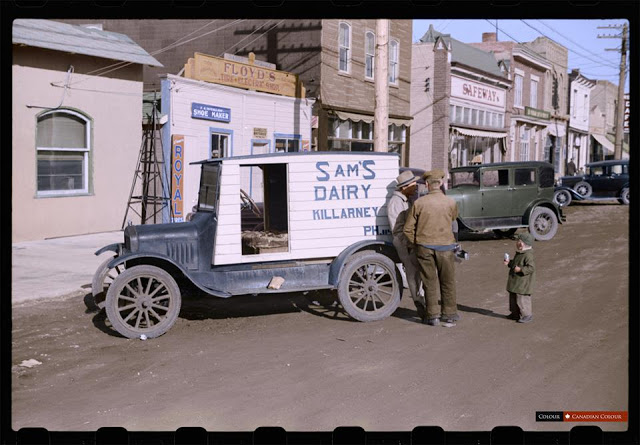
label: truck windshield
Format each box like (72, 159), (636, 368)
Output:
(197, 164), (220, 212)
(451, 170), (480, 188)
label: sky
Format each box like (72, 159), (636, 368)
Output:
(412, 19), (630, 92)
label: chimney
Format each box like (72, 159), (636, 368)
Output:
(482, 32), (497, 43)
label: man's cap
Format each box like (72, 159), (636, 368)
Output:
(516, 232), (534, 246)
(396, 170), (418, 189)
(423, 169), (445, 182)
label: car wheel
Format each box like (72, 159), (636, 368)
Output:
(573, 181), (592, 197)
(338, 251), (401, 322)
(553, 189), (572, 207)
(92, 255), (125, 310)
(619, 187), (630, 205)
(528, 207), (558, 241)
(492, 228), (517, 238)
(105, 265), (182, 339)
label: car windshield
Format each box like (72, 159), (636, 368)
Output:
(197, 163), (221, 212)
(451, 170), (480, 187)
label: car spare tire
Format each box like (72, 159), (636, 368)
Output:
(573, 181), (592, 197)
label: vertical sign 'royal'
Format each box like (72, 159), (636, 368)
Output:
(171, 135), (185, 222)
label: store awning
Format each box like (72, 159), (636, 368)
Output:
(591, 133), (615, 154)
(333, 110), (412, 126)
(451, 126), (507, 139)
(547, 124), (566, 138)
(605, 134), (629, 153)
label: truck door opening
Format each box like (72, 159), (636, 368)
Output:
(240, 163), (289, 255)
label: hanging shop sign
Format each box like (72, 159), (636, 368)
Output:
(191, 103), (231, 123)
(451, 75), (506, 109)
(171, 135), (185, 223)
(184, 52), (303, 98)
(624, 93), (629, 132)
(525, 106), (551, 121)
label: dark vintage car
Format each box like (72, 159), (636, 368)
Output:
(446, 162), (564, 241)
(553, 159), (630, 207)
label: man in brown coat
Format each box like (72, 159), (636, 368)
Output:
(403, 169), (460, 326)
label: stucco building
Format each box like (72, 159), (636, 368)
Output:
(12, 19), (161, 242)
(567, 69), (595, 170)
(589, 79), (626, 160)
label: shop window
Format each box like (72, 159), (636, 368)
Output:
(211, 131), (230, 158)
(389, 40), (399, 84)
(514, 168), (536, 186)
(388, 123), (406, 154)
(450, 105), (455, 120)
(455, 106), (463, 123)
(478, 110), (485, 127)
(514, 74), (523, 107)
(36, 110), (90, 196)
(365, 31), (375, 79)
(339, 22), (351, 73)
(472, 109), (478, 126)
(464, 108), (471, 124)
(275, 134), (301, 152)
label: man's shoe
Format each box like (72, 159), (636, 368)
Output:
(423, 317), (440, 326)
(414, 301), (426, 320)
(506, 313), (520, 320)
(517, 315), (533, 323)
(441, 313), (460, 323)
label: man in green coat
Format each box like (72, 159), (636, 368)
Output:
(504, 232), (536, 323)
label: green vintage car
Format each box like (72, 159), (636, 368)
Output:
(446, 161), (564, 241)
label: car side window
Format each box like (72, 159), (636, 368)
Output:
(611, 164), (623, 175)
(514, 168), (536, 186)
(590, 166), (604, 176)
(482, 169), (509, 187)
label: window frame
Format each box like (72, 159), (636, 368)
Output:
(519, 126), (530, 161)
(338, 22), (352, 74)
(274, 133), (302, 153)
(389, 39), (399, 85)
(514, 74), (524, 108)
(365, 30), (375, 80)
(36, 109), (91, 197)
(530, 78), (538, 108)
(209, 127), (233, 158)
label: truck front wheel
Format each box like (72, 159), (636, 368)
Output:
(105, 265), (182, 339)
(338, 251), (401, 322)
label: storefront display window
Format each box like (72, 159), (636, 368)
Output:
(450, 105), (504, 130)
(328, 117), (405, 153)
(36, 109), (90, 196)
(275, 134), (301, 152)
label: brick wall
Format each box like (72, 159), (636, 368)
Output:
(431, 39), (451, 172)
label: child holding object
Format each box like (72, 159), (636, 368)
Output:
(504, 232), (536, 323)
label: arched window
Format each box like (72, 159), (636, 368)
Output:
(339, 22), (351, 73)
(36, 109), (90, 196)
(389, 39), (399, 84)
(365, 31), (375, 79)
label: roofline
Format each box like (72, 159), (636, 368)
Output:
(451, 161), (553, 170)
(190, 151), (401, 165)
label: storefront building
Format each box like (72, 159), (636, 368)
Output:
(412, 26), (510, 172)
(160, 53), (314, 221)
(12, 19), (161, 242)
(567, 69), (595, 170)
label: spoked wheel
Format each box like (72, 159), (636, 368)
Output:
(553, 189), (572, 207)
(240, 189), (262, 217)
(528, 207), (558, 241)
(105, 265), (181, 339)
(92, 256), (125, 310)
(619, 187), (630, 205)
(573, 181), (592, 198)
(338, 251), (401, 322)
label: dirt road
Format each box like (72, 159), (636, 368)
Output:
(11, 203), (629, 432)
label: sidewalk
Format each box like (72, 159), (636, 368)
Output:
(11, 231), (124, 305)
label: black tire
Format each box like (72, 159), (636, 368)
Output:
(528, 207), (558, 241)
(105, 265), (182, 339)
(619, 187), (630, 205)
(92, 256), (124, 310)
(338, 251), (401, 322)
(493, 228), (517, 238)
(553, 189), (572, 207)
(573, 181), (592, 197)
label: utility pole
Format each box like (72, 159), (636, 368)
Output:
(598, 23), (628, 159)
(374, 19), (389, 152)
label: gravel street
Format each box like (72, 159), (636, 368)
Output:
(11, 203), (629, 433)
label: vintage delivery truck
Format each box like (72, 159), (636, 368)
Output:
(93, 152), (405, 339)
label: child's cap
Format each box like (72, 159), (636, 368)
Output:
(516, 232), (534, 246)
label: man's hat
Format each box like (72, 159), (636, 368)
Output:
(395, 170), (418, 189)
(516, 232), (534, 246)
(423, 168), (445, 182)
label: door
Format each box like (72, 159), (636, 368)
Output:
(586, 164), (610, 197)
(511, 167), (538, 215)
(481, 168), (512, 217)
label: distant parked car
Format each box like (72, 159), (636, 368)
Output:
(554, 159), (630, 207)
(446, 162), (564, 241)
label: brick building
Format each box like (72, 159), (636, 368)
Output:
(470, 33), (553, 169)
(412, 25), (510, 172)
(61, 19), (413, 162)
(589, 79), (628, 160)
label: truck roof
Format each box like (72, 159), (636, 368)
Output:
(190, 151), (400, 166)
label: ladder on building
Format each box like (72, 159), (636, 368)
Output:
(121, 96), (172, 228)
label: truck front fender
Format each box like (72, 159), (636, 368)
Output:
(328, 240), (398, 287)
(94, 243), (122, 256)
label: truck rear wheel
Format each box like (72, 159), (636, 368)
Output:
(338, 251), (401, 322)
(105, 265), (182, 339)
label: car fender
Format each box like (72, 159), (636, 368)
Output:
(106, 252), (230, 298)
(94, 243), (122, 256)
(524, 200), (564, 224)
(554, 186), (585, 201)
(328, 240), (399, 287)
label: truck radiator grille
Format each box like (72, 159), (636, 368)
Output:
(166, 242), (198, 270)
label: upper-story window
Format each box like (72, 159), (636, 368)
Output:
(583, 94), (588, 121)
(389, 39), (399, 84)
(339, 22), (351, 73)
(571, 88), (578, 118)
(514, 74), (524, 107)
(365, 31), (375, 79)
(36, 109), (90, 196)
(530, 78), (538, 108)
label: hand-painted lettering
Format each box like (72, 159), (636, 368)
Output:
(362, 160), (376, 179)
(316, 161), (330, 181)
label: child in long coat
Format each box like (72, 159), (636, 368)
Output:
(504, 232), (536, 323)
